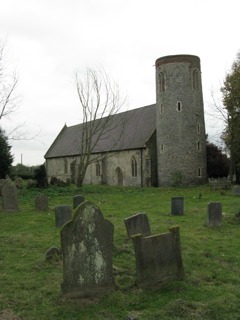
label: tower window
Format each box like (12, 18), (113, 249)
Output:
(131, 156), (137, 177)
(197, 141), (201, 151)
(193, 69), (200, 90)
(197, 168), (202, 177)
(160, 103), (164, 114)
(177, 101), (182, 112)
(160, 144), (164, 154)
(197, 123), (200, 134)
(159, 72), (165, 92)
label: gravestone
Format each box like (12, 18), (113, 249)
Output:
(171, 197), (184, 215)
(124, 212), (151, 238)
(1, 180), (19, 212)
(73, 195), (85, 209)
(132, 226), (184, 287)
(61, 200), (114, 298)
(55, 205), (72, 228)
(35, 194), (48, 211)
(207, 202), (222, 227)
(232, 185), (240, 196)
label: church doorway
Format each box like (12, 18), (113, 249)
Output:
(115, 167), (123, 186)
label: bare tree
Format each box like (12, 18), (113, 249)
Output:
(74, 67), (127, 187)
(0, 39), (19, 123)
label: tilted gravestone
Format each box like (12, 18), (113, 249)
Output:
(131, 226), (184, 287)
(35, 194), (49, 211)
(124, 212), (151, 239)
(55, 205), (72, 228)
(61, 201), (114, 298)
(171, 197), (184, 215)
(207, 202), (222, 227)
(1, 180), (19, 212)
(73, 195), (85, 209)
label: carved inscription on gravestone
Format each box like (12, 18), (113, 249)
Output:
(61, 201), (114, 298)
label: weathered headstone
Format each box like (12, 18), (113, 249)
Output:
(124, 212), (151, 238)
(132, 226), (184, 287)
(35, 194), (49, 211)
(73, 195), (85, 209)
(171, 197), (184, 215)
(207, 202), (222, 227)
(55, 205), (72, 228)
(232, 185), (240, 196)
(45, 246), (62, 261)
(1, 180), (19, 212)
(61, 200), (114, 298)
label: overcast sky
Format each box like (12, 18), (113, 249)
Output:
(0, 0), (239, 166)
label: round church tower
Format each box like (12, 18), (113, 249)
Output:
(155, 54), (207, 186)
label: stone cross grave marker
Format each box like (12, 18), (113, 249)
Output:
(73, 195), (85, 209)
(35, 194), (48, 211)
(207, 202), (222, 227)
(55, 205), (72, 228)
(132, 226), (184, 287)
(124, 212), (151, 239)
(171, 196), (184, 215)
(1, 180), (19, 212)
(61, 200), (114, 298)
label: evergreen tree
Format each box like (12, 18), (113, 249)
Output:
(206, 141), (228, 178)
(0, 128), (13, 178)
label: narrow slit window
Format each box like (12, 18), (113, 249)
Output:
(160, 104), (164, 114)
(64, 159), (68, 174)
(197, 123), (200, 134)
(159, 72), (165, 92)
(197, 168), (202, 177)
(177, 101), (182, 112)
(160, 144), (164, 154)
(193, 69), (200, 89)
(197, 141), (201, 151)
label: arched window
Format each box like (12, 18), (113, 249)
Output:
(159, 72), (165, 92)
(193, 69), (200, 90)
(64, 159), (68, 174)
(96, 162), (101, 176)
(131, 156), (137, 177)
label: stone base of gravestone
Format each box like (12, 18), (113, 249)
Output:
(232, 185), (240, 196)
(35, 194), (49, 211)
(171, 197), (184, 215)
(73, 195), (85, 209)
(61, 201), (114, 298)
(207, 202), (222, 227)
(132, 226), (184, 287)
(1, 180), (19, 212)
(124, 212), (151, 239)
(55, 205), (72, 228)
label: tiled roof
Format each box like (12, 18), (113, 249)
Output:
(44, 104), (156, 159)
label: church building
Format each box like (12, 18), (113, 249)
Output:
(44, 54), (207, 187)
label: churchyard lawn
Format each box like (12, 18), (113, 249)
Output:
(0, 184), (240, 319)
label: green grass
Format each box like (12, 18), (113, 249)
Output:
(0, 184), (240, 319)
